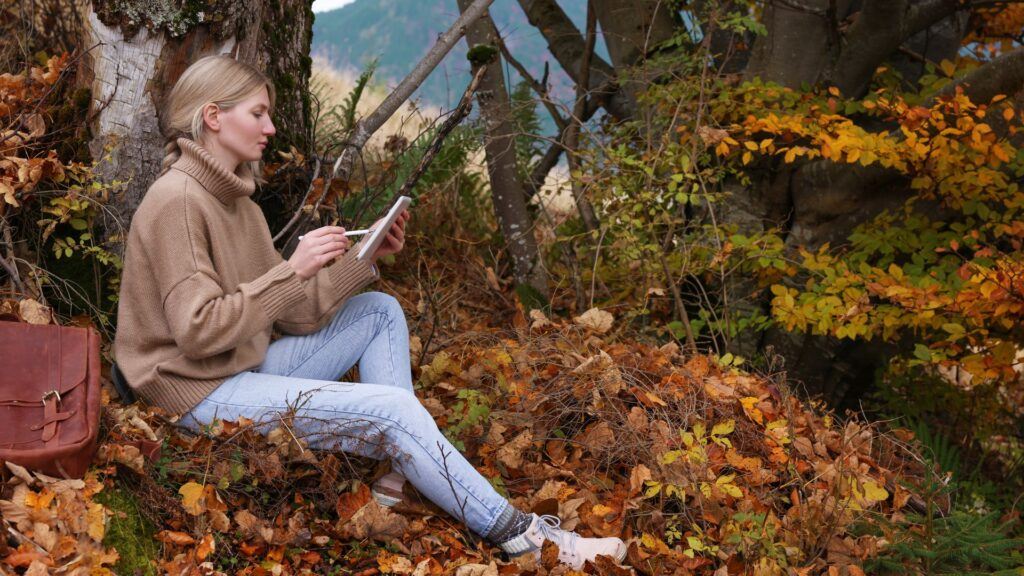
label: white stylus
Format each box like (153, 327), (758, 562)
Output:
(299, 229), (372, 241)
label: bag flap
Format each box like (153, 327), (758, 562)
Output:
(0, 322), (90, 403)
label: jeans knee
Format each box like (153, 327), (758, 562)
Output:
(362, 292), (403, 320)
(382, 391), (434, 433)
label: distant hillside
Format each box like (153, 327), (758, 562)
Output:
(311, 0), (602, 111)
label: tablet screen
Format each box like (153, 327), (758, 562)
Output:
(356, 196), (412, 261)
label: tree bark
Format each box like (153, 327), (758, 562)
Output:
(590, 0), (678, 70)
(82, 0), (314, 244)
(516, 0), (634, 119)
(457, 0), (549, 298)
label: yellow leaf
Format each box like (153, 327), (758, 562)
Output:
(644, 481), (663, 498)
(721, 483), (743, 498)
(742, 151), (753, 165)
(940, 59), (956, 77)
(179, 481), (207, 516)
(24, 489), (55, 509)
(87, 502), (107, 542)
(744, 141), (759, 151)
(862, 480), (889, 503)
(740, 396), (764, 424)
(711, 420), (735, 436)
(1003, 108), (1014, 121)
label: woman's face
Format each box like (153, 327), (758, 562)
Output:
(207, 86), (276, 165)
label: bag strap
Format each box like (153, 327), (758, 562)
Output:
(40, 329), (68, 445)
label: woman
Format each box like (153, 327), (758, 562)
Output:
(113, 55), (626, 569)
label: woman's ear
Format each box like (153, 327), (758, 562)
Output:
(201, 102), (221, 133)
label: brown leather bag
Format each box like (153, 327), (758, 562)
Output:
(0, 320), (102, 478)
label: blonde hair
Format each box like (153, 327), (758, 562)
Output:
(159, 55), (277, 182)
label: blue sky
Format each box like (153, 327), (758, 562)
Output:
(312, 0), (356, 12)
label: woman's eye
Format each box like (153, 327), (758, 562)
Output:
(253, 113), (263, 119)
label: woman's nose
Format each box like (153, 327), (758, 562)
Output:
(264, 118), (276, 137)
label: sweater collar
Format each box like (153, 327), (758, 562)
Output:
(172, 137), (256, 204)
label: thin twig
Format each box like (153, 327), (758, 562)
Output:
(272, 156), (321, 243)
(437, 441), (475, 546)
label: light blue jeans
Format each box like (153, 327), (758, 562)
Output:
(178, 291), (510, 537)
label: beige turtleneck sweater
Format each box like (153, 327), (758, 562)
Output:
(114, 138), (378, 414)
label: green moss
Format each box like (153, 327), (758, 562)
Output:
(467, 44), (499, 67)
(94, 487), (160, 576)
(101, 0), (211, 37)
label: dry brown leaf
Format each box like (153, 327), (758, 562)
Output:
(628, 464), (652, 497)
(529, 308), (552, 329)
(574, 307), (614, 333)
(340, 499), (409, 540)
(208, 509), (231, 532)
(5, 461), (36, 485)
(18, 299), (51, 325)
(497, 430), (532, 469)
(377, 550), (415, 574)
(233, 510), (269, 542)
(195, 533), (216, 561)
(155, 531), (196, 546)
(558, 496), (587, 532)
(23, 559), (49, 576)
(455, 561), (498, 576)
(336, 484), (372, 524)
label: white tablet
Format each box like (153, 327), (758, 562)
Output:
(356, 196), (412, 261)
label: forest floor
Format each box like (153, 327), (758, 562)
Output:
(0, 221), (939, 576)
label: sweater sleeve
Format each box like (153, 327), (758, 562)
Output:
(144, 191), (308, 360)
(273, 249), (379, 335)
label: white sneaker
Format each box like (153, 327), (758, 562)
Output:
(371, 472), (406, 507)
(497, 514), (627, 570)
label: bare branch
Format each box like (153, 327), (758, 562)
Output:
(938, 47), (1024, 103)
(564, 0), (600, 232)
(331, 0), (496, 180)
(394, 67), (487, 198)
(496, 36), (568, 132)
(516, 0), (632, 118)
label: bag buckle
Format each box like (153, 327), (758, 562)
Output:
(42, 390), (61, 406)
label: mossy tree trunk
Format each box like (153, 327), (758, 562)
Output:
(81, 0), (315, 243)
(457, 0), (550, 300)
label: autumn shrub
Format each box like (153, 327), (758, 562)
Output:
(0, 51), (123, 337)
(565, 13), (1024, 561)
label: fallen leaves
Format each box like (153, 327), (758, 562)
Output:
(574, 307), (615, 333)
(0, 465), (117, 575)
(6, 294), (934, 576)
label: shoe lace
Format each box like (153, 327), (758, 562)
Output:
(537, 514), (578, 559)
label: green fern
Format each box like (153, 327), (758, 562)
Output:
(906, 416), (962, 479)
(310, 60), (378, 155)
(341, 59), (377, 131)
(856, 467), (1024, 575)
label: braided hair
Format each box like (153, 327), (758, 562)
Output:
(158, 55), (276, 182)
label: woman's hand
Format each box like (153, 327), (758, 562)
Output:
(288, 226), (351, 280)
(371, 209), (410, 262)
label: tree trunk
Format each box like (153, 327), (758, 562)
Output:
(457, 0), (549, 299)
(81, 0), (315, 243)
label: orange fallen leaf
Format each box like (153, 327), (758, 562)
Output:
(155, 531), (196, 546)
(195, 533), (216, 561)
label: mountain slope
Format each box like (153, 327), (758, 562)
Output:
(311, 0), (598, 109)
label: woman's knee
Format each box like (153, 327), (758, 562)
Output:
(354, 292), (404, 322)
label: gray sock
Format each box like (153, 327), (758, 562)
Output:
(487, 505), (534, 544)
